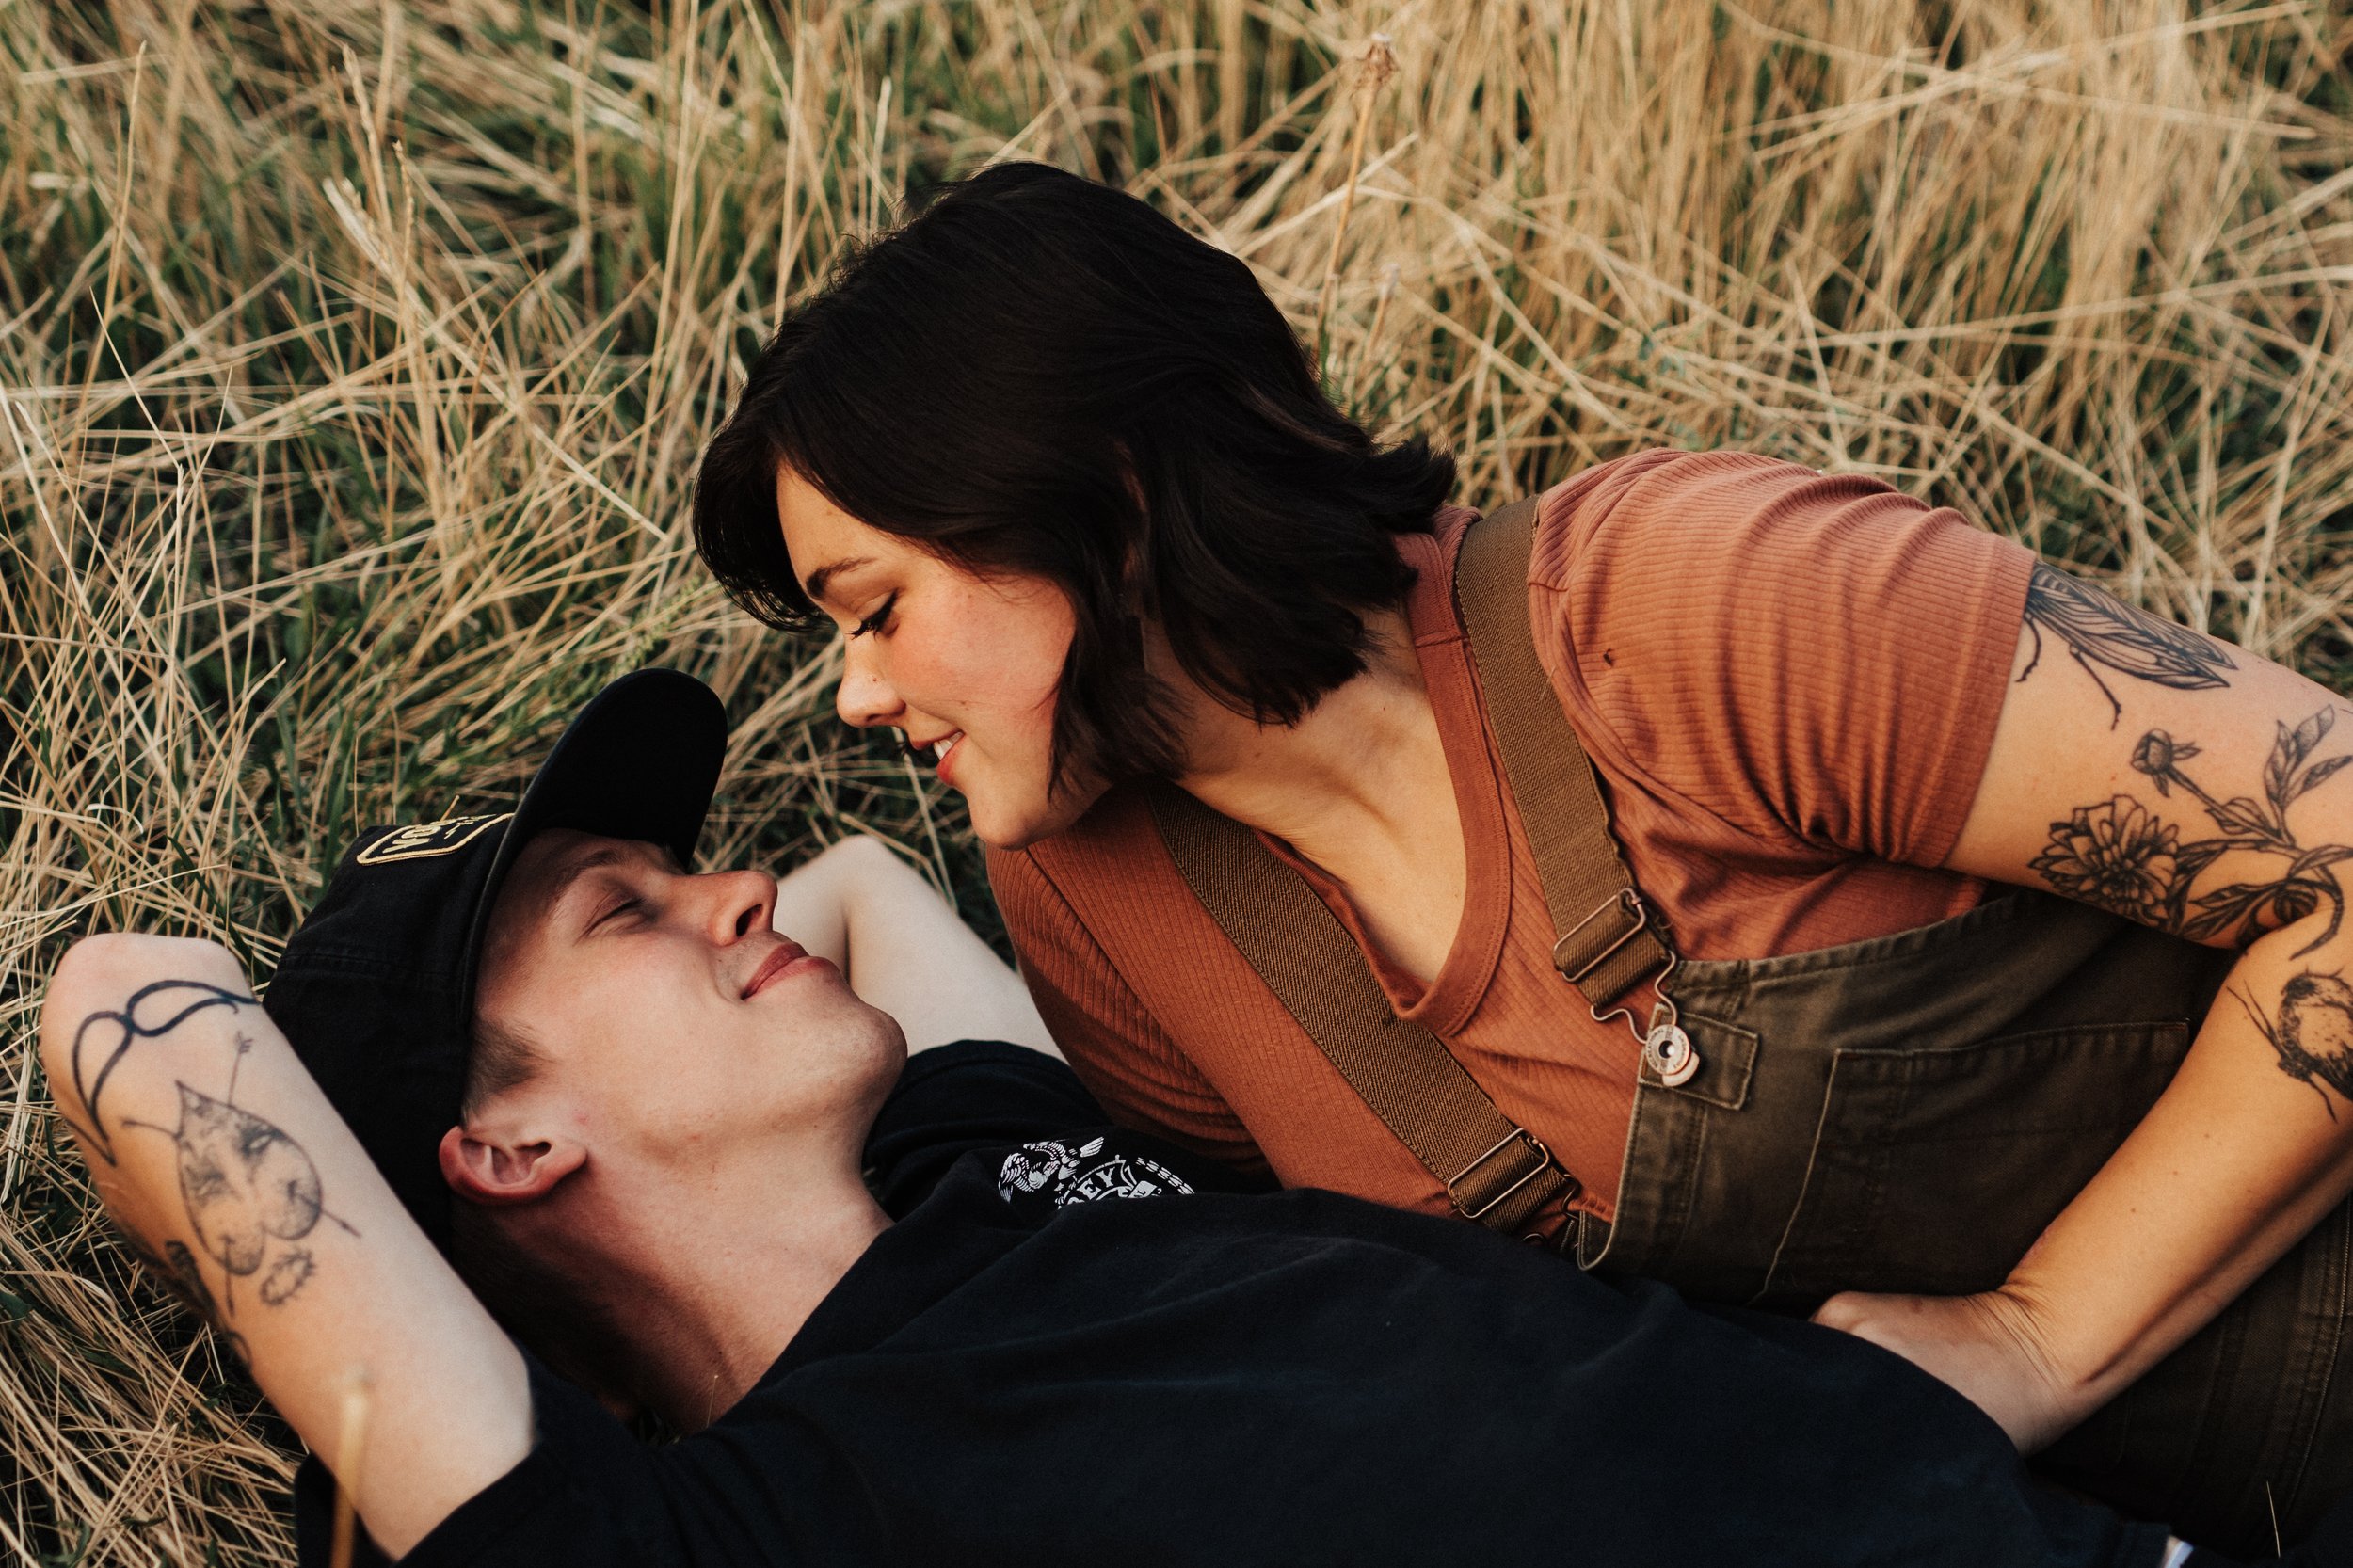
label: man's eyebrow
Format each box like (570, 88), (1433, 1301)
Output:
(802, 556), (872, 605)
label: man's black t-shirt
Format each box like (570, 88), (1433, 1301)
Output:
(298, 1042), (2170, 1568)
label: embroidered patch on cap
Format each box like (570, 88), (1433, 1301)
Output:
(352, 813), (513, 865)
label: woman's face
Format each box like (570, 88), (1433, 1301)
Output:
(775, 468), (1104, 849)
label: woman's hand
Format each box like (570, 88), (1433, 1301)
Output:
(1812, 1288), (2082, 1452)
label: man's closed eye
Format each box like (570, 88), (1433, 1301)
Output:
(588, 898), (643, 935)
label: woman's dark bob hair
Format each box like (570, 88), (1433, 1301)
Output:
(694, 160), (1456, 787)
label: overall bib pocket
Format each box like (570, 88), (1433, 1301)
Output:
(1757, 1020), (2193, 1306)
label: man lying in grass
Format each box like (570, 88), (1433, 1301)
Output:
(38, 670), (2353, 1567)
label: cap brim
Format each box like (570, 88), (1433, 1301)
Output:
(458, 668), (728, 1016)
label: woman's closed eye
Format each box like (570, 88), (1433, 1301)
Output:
(849, 593), (898, 639)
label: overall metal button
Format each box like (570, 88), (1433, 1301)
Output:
(1643, 1016), (1701, 1088)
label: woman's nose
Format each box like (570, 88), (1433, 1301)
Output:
(835, 640), (902, 728)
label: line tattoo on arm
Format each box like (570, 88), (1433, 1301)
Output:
(64, 978), (259, 1165)
(2019, 561), (2236, 726)
(2233, 972), (2353, 1118)
(65, 982), (360, 1321)
(2030, 706), (2353, 952)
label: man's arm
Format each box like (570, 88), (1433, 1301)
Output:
(40, 934), (529, 1559)
(770, 835), (1059, 1057)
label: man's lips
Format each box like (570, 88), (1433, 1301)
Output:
(742, 940), (835, 999)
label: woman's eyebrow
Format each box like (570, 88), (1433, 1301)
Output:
(802, 556), (872, 603)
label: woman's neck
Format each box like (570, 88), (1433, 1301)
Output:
(1174, 605), (1453, 873)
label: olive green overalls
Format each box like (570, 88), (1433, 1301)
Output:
(1150, 498), (2352, 1555)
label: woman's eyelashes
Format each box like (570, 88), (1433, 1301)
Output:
(849, 593), (898, 639)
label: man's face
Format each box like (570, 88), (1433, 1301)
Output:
(472, 829), (904, 1172)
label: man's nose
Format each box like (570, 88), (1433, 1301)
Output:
(835, 639), (901, 728)
(700, 869), (778, 944)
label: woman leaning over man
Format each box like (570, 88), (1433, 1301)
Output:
(694, 162), (2353, 1553)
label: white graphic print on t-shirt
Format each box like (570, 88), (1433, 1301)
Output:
(997, 1137), (1196, 1208)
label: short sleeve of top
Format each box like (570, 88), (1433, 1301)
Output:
(1533, 448), (2035, 879)
(1514, 450), (2036, 962)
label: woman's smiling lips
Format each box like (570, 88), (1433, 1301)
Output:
(741, 939), (838, 1000)
(904, 729), (968, 785)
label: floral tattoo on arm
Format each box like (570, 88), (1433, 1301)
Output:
(2031, 707), (2353, 952)
(63, 984), (356, 1326)
(2014, 564), (2353, 1108)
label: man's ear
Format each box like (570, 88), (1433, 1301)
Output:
(437, 1122), (586, 1207)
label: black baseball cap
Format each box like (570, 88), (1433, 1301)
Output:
(263, 668), (728, 1254)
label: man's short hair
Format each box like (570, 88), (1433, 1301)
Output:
(446, 1014), (654, 1416)
(461, 1014), (541, 1116)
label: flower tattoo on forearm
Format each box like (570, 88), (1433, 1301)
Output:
(63, 983), (355, 1324)
(2031, 707), (2353, 952)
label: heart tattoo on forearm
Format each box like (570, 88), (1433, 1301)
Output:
(64, 982), (356, 1320)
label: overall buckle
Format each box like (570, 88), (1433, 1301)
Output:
(1445, 1129), (1560, 1221)
(1551, 888), (1653, 986)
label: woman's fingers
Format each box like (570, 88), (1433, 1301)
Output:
(1812, 1288), (2081, 1453)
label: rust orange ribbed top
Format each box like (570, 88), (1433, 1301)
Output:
(987, 449), (2037, 1223)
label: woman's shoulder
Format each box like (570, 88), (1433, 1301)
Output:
(1527, 447), (1933, 582)
(1509, 446), (2036, 865)
(1523, 448), (2032, 653)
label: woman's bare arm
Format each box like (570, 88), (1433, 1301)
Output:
(1819, 564), (2353, 1448)
(770, 835), (1059, 1057)
(40, 934), (530, 1558)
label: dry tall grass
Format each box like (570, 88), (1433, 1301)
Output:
(5, 0), (2352, 1560)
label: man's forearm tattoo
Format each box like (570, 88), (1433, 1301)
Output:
(2031, 706), (2353, 952)
(64, 978), (258, 1165)
(144, 1233), (254, 1367)
(2233, 973), (2353, 1117)
(66, 984), (356, 1322)
(2019, 561), (2237, 726)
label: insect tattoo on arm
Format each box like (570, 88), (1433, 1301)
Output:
(66, 984), (359, 1321)
(2232, 974), (2353, 1120)
(2018, 561), (2237, 727)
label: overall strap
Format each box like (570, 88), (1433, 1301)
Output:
(1150, 782), (1577, 1238)
(1452, 496), (1675, 1024)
